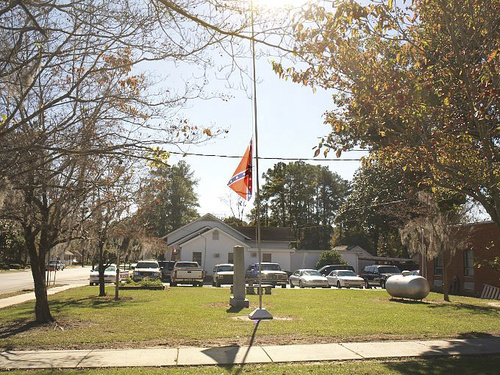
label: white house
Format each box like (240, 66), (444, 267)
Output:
(163, 214), (296, 275)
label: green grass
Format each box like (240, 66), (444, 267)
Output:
(0, 286), (499, 349)
(2, 356), (500, 375)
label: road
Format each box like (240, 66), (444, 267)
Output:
(0, 266), (91, 295)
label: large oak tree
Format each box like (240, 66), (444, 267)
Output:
(273, 0), (499, 226)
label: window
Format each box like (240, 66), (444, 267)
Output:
(228, 253), (234, 263)
(434, 254), (443, 276)
(212, 231), (219, 241)
(464, 250), (474, 277)
(192, 252), (202, 265)
(262, 253), (272, 262)
(214, 253), (220, 258)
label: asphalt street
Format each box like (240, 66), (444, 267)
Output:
(0, 266), (91, 295)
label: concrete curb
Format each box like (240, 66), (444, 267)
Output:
(1, 338), (500, 369)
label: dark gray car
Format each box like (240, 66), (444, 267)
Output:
(361, 265), (401, 289)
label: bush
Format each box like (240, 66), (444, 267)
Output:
(139, 278), (163, 288)
(123, 277), (163, 288)
(316, 250), (347, 269)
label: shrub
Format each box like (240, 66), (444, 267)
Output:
(316, 250), (347, 269)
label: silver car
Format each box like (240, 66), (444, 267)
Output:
(327, 269), (364, 289)
(289, 269), (329, 288)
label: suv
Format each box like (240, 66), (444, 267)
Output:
(158, 261), (176, 282)
(317, 264), (355, 276)
(212, 263), (234, 287)
(361, 265), (402, 289)
(245, 262), (288, 288)
(132, 260), (162, 282)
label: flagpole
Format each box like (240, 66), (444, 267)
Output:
(249, 0), (272, 321)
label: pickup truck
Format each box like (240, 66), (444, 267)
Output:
(170, 261), (205, 287)
(245, 262), (288, 288)
(132, 260), (162, 282)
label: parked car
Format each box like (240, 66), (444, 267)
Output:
(289, 269), (329, 288)
(158, 261), (176, 282)
(326, 269), (365, 289)
(212, 263), (234, 287)
(245, 262), (288, 288)
(132, 260), (162, 282)
(317, 264), (355, 276)
(361, 265), (402, 289)
(171, 261), (205, 286)
(47, 260), (65, 271)
(89, 264), (129, 286)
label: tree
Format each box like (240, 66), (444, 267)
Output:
(316, 249), (347, 269)
(0, 0), (223, 324)
(0, 221), (26, 268)
(137, 161), (199, 237)
(273, 0), (499, 226)
(255, 162), (348, 249)
(400, 192), (470, 301)
(223, 216), (247, 227)
(335, 160), (425, 256)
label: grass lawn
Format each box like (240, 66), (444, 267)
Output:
(2, 356), (500, 375)
(0, 286), (499, 350)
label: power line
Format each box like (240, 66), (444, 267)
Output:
(169, 150), (364, 162)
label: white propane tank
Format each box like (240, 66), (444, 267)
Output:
(385, 272), (430, 300)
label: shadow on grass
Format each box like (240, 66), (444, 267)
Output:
(226, 306), (245, 313)
(48, 295), (138, 314)
(389, 298), (431, 305)
(425, 301), (500, 315)
(0, 320), (39, 341)
(385, 350), (500, 375)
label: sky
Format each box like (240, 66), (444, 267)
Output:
(154, 0), (365, 220)
(165, 54), (366, 219)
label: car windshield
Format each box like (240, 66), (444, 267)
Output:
(136, 262), (159, 269)
(261, 264), (282, 271)
(337, 270), (356, 276)
(379, 266), (401, 273)
(106, 266), (116, 272)
(217, 265), (233, 272)
(175, 262), (198, 268)
(303, 270), (321, 276)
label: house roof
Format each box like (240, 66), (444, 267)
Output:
(232, 226), (295, 242)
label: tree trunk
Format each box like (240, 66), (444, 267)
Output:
(442, 249), (450, 302)
(99, 263), (106, 296)
(28, 244), (54, 323)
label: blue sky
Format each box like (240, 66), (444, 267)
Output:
(166, 55), (366, 219)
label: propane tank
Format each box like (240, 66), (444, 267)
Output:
(385, 272), (430, 300)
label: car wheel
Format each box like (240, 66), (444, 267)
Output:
(337, 281), (342, 289)
(170, 282), (177, 287)
(380, 280), (386, 289)
(299, 280), (305, 288)
(364, 280), (371, 289)
(215, 281), (221, 287)
(290, 281), (295, 288)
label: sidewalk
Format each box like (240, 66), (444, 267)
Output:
(1, 337), (500, 369)
(0, 283), (88, 310)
